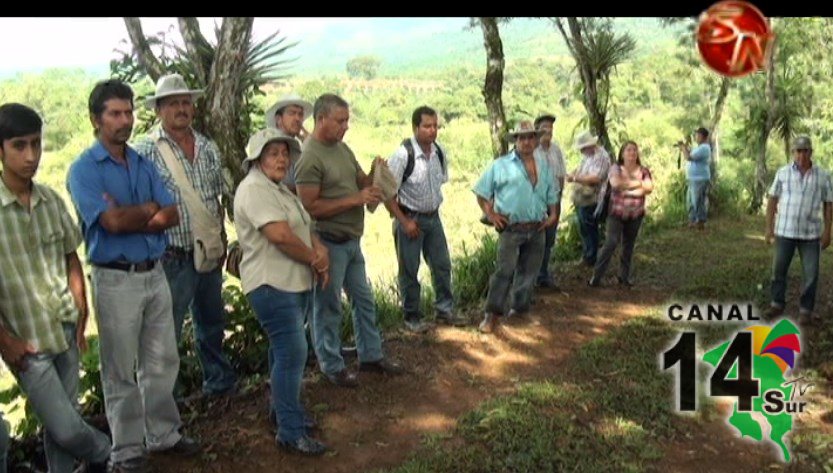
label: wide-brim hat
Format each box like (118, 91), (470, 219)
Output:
(144, 73), (204, 109)
(574, 131), (599, 150)
(791, 136), (812, 151)
(264, 93), (313, 128)
(243, 128), (302, 173)
(507, 120), (543, 143)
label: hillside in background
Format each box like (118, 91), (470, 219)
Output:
(284, 17), (680, 77)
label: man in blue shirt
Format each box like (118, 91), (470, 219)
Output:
(67, 79), (199, 472)
(681, 127), (712, 229)
(473, 120), (559, 333)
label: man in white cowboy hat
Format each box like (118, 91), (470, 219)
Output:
(566, 131), (611, 267)
(533, 113), (566, 289)
(134, 73), (238, 398)
(264, 93), (313, 193)
(473, 120), (560, 333)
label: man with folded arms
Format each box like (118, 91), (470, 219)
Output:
(134, 73), (237, 398)
(67, 79), (199, 473)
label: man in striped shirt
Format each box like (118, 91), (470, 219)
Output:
(134, 74), (237, 398)
(0, 103), (110, 472)
(385, 106), (465, 333)
(765, 136), (833, 324)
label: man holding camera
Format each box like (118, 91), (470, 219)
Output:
(679, 127), (711, 229)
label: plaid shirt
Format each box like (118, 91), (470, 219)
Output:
(388, 138), (448, 212)
(535, 141), (566, 196)
(608, 165), (652, 220)
(574, 146), (611, 203)
(0, 177), (82, 354)
(134, 127), (226, 250)
(769, 162), (833, 240)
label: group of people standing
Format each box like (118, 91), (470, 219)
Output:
(1, 68), (829, 473)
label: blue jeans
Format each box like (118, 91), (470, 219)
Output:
(576, 204), (600, 264)
(771, 237), (820, 313)
(312, 238), (384, 376)
(247, 285), (308, 443)
(537, 223), (558, 284)
(15, 323), (111, 473)
(393, 212), (454, 321)
(485, 229), (545, 314)
(163, 254), (237, 395)
(688, 180), (710, 223)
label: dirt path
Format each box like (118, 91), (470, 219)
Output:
(148, 267), (796, 472)
(149, 274), (664, 472)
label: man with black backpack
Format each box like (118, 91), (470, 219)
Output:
(384, 106), (466, 333)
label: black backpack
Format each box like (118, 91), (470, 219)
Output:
(400, 138), (445, 185)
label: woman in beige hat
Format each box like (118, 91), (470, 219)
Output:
(233, 128), (329, 456)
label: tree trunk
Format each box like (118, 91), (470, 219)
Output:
(708, 76), (732, 183)
(556, 18), (613, 157)
(123, 18), (166, 82)
(751, 39), (778, 213)
(203, 17), (253, 210)
(479, 17), (508, 158)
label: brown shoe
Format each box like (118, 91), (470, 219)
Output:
(325, 369), (359, 388)
(358, 358), (404, 376)
(764, 305), (785, 320)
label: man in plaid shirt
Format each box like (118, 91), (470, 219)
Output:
(0, 103), (111, 472)
(765, 136), (833, 324)
(134, 74), (237, 397)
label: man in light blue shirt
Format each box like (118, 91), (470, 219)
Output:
(473, 120), (559, 333)
(681, 127), (711, 229)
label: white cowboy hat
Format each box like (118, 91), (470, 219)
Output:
(573, 131), (599, 150)
(506, 120), (543, 143)
(243, 128), (302, 173)
(264, 93), (313, 128)
(144, 73), (204, 109)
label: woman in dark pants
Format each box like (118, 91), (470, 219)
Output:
(234, 128), (330, 455)
(589, 141), (653, 287)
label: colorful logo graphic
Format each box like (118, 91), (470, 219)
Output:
(696, 0), (774, 77)
(663, 319), (807, 462)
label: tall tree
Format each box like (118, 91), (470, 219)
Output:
(552, 17), (635, 156)
(118, 17), (294, 217)
(477, 17), (509, 157)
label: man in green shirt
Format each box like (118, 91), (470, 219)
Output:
(296, 93), (403, 387)
(0, 103), (110, 473)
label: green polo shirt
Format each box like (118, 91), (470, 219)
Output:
(0, 174), (82, 354)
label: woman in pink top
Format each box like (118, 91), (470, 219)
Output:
(589, 141), (654, 287)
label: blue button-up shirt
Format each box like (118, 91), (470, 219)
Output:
(687, 143), (711, 182)
(67, 141), (175, 264)
(473, 150), (558, 224)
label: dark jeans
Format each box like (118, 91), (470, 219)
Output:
(576, 204), (600, 264)
(485, 228), (545, 314)
(393, 212), (453, 321)
(537, 223), (559, 284)
(771, 237), (820, 313)
(247, 285), (309, 443)
(592, 215), (643, 282)
(162, 254), (237, 395)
